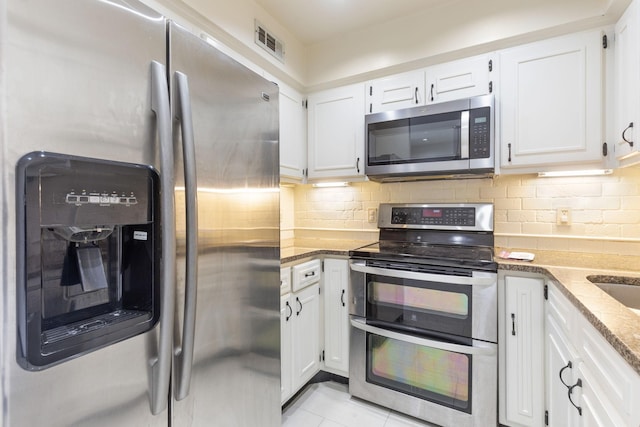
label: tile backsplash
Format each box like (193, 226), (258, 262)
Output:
(281, 167), (640, 255)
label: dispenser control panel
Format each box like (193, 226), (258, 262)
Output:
(66, 191), (138, 206)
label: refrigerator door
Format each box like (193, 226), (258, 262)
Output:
(3, 0), (170, 425)
(169, 22), (281, 427)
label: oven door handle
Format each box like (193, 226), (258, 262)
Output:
(350, 318), (495, 356)
(349, 262), (496, 286)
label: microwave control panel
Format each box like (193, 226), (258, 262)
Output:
(469, 107), (491, 159)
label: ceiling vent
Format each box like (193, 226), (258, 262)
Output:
(255, 20), (285, 63)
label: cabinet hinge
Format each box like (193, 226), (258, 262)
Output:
(603, 34), (608, 49)
(369, 86), (372, 96)
(320, 350), (325, 362)
(602, 142), (608, 157)
(488, 81), (493, 94)
(302, 99), (308, 109)
(369, 103), (372, 114)
(544, 284), (549, 300)
(545, 410), (549, 426)
(488, 59), (493, 72)
(321, 260), (324, 272)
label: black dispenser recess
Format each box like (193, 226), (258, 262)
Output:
(16, 152), (160, 370)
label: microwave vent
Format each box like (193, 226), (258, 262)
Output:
(255, 20), (285, 63)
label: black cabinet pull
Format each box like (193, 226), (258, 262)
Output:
(559, 360), (573, 388)
(508, 143), (512, 162)
(296, 297), (302, 316)
(430, 84), (434, 102)
(622, 122), (634, 147)
(304, 271), (315, 278)
(568, 378), (583, 416)
(511, 313), (516, 336)
(286, 301), (292, 321)
(415, 87), (419, 104)
(356, 157), (360, 173)
(341, 289), (345, 307)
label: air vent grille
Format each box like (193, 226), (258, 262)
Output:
(255, 20), (285, 63)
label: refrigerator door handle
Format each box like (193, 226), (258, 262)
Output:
(149, 60), (176, 416)
(173, 71), (199, 401)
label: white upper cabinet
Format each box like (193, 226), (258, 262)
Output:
(365, 70), (424, 114)
(279, 82), (307, 182)
(307, 83), (365, 180)
(499, 29), (607, 173)
(614, 0), (640, 166)
(425, 53), (494, 105)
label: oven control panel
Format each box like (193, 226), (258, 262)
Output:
(379, 203), (494, 231)
(391, 207), (475, 226)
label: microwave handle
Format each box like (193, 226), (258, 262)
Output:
(350, 318), (495, 356)
(461, 110), (470, 159)
(349, 261), (496, 286)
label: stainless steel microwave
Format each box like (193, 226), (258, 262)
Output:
(365, 95), (494, 182)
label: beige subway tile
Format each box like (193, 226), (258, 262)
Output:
(495, 222), (521, 234)
(507, 210), (536, 223)
(495, 198), (521, 210)
(522, 222), (553, 234)
(536, 183), (602, 198)
(572, 210), (603, 224)
(603, 210), (638, 224)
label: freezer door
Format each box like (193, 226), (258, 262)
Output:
(169, 22), (281, 427)
(3, 0), (169, 425)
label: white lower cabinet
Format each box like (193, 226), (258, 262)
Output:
(498, 271), (545, 427)
(322, 258), (349, 376)
(544, 282), (640, 427)
(281, 262), (321, 404)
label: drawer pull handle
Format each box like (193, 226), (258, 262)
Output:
(568, 378), (583, 416)
(341, 289), (345, 307)
(559, 360), (573, 388)
(511, 313), (516, 336)
(622, 122), (634, 147)
(304, 271), (315, 278)
(296, 297), (302, 316)
(286, 301), (292, 321)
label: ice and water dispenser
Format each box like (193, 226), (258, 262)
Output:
(16, 152), (161, 369)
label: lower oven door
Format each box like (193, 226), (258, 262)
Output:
(349, 317), (497, 427)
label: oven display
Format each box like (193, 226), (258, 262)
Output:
(391, 207), (476, 226)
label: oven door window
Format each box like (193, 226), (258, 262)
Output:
(367, 274), (472, 338)
(367, 111), (462, 165)
(366, 332), (472, 413)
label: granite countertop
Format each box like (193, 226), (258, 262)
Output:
(282, 242), (640, 376)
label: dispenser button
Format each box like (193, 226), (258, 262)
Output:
(89, 196), (100, 204)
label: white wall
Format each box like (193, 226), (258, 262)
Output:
(304, 0), (624, 89)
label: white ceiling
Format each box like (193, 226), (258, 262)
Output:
(254, 0), (449, 45)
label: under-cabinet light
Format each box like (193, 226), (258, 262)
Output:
(312, 182), (350, 188)
(537, 169), (613, 177)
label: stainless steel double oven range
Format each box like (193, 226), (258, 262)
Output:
(349, 203), (498, 426)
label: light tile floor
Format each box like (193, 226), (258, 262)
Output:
(282, 381), (437, 427)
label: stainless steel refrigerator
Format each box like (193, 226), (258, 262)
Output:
(1, 0), (281, 426)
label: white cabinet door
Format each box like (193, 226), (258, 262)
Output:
(280, 293), (293, 404)
(500, 29), (606, 172)
(425, 54), (494, 105)
(292, 283), (320, 390)
(307, 84), (365, 180)
(614, 0), (640, 166)
(322, 258), (349, 376)
(499, 273), (545, 427)
(279, 83), (307, 181)
(546, 304), (580, 427)
(365, 70), (424, 114)
(577, 363), (628, 427)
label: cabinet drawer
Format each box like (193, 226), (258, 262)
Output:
(292, 259), (321, 292)
(281, 267), (291, 295)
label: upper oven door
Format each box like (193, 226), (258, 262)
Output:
(349, 259), (497, 343)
